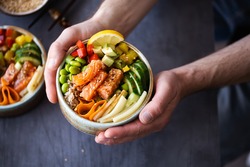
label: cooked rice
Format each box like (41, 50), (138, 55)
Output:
(0, 0), (44, 13)
(64, 82), (81, 109)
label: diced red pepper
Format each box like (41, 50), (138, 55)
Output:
(87, 44), (94, 56)
(0, 29), (4, 35)
(88, 53), (99, 63)
(0, 35), (5, 46)
(6, 37), (14, 48)
(5, 28), (13, 37)
(76, 40), (85, 48)
(71, 50), (78, 57)
(77, 48), (87, 58)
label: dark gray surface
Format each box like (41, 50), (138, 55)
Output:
(0, 0), (220, 166)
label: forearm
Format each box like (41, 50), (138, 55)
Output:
(173, 35), (250, 97)
(92, 0), (158, 36)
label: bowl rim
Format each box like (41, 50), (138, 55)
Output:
(56, 40), (154, 130)
(0, 25), (47, 112)
(0, 0), (48, 16)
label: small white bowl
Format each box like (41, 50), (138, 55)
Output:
(0, 25), (46, 116)
(56, 40), (154, 135)
(0, 0), (48, 16)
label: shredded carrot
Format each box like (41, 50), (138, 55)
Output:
(89, 100), (107, 121)
(0, 77), (21, 105)
(75, 99), (95, 115)
(81, 100), (106, 120)
(92, 93), (117, 121)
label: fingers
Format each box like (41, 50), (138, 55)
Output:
(95, 120), (149, 145)
(139, 72), (178, 124)
(94, 71), (182, 145)
(44, 20), (104, 103)
(44, 26), (85, 103)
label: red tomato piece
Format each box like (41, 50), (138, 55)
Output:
(76, 40), (85, 48)
(87, 44), (94, 56)
(88, 54), (99, 63)
(77, 48), (87, 58)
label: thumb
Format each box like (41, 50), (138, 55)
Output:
(139, 72), (179, 124)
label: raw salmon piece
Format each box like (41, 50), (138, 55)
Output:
(72, 60), (103, 86)
(80, 70), (108, 101)
(97, 68), (123, 100)
(14, 61), (36, 93)
(2, 63), (20, 86)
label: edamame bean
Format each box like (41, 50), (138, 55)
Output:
(69, 60), (81, 67)
(61, 83), (69, 94)
(75, 57), (86, 65)
(68, 74), (72, 80)
(59, 75), (68, 84)
(65, 55), (74, 64)
(82, 65), (88, 72)
(65, 64), (71, 72)
(69, 66), (80, 74)
(60, 69), (68, 75)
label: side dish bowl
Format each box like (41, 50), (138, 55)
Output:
(0, 0), (48, 16)
(56, 40), (154, 135)
(0, 25), (46, 116)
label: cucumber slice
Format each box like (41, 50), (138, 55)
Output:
(128, 71), (144, 95)
(124, 73), (138, 95)
(15, 55), (42, 66)
(15, 47), (41, 58)
(126, 92), (140, 107)
(133, 60), (149, 90)
(23, 43), (41, 53)
(113, 91), (147, 123)
(130, 64), (143, 81)
(98, 95), (127, 123)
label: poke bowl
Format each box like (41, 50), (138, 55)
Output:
(0, 0), (48, 16)
(56, 30), (154, 135)
(0, 25), (46, 116)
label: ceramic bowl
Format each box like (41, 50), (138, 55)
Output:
(0, 0), (48, 16)
(56, 40), (154, 135)
(0, 25), (46, 116)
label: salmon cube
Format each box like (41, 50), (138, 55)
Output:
(97, 68), (123, 100)
(80, 70), (108, 101)
(14, 61), (36, 93)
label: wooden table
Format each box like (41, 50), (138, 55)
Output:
(0, 0), (220, 166)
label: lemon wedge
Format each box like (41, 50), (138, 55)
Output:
(87, 30), (124, 47)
